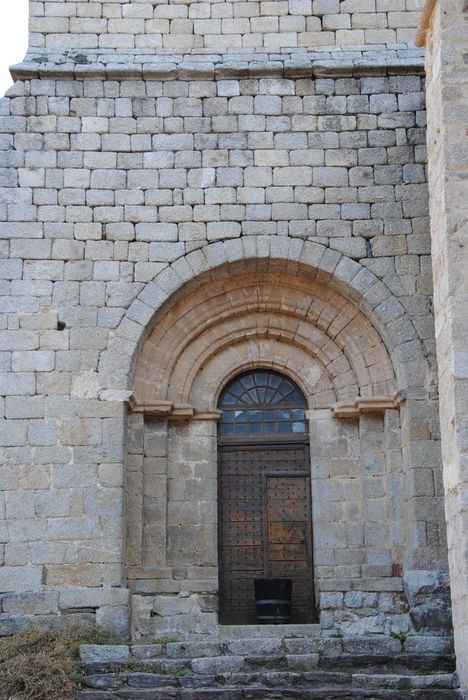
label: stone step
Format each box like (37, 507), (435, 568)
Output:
(81, 670), (459, 691)
(77, 636), (460, 699)
(318, 653), (456, 673)
(77, 686), (463, 700)
(82, 651), (456, 677)
(81, 635), (455, 663)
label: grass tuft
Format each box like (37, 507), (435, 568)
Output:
(0, 651), (80, 700)
(0, 625), (125, 700)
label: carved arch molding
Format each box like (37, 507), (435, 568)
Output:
(129, 259), (400, 418)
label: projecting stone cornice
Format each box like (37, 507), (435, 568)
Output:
(127, 396), (222, 422)
(331, 394), (404, 418)
(128, 395), (405, 421)
(10, 49), (425, 83)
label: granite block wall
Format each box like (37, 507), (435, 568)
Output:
(0, 0), (455, 646)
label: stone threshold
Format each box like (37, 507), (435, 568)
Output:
(217, 623), (322, 640)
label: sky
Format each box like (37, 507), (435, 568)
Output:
(0, 0), (29, 96)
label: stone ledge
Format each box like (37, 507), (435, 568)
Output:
(127, 396), (222, 422)
(332, 394), (404, 418)
(10, 53), (425, 83)
(79, 633), (454, 659)
(129, 394), (405, 421)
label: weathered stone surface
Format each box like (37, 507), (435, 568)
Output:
(166, 642), (222, 659)
(1, 590), (59, 615)
(82, 674), (128, 690)
(59, 587), (130, 610)
(404, 571), (445, 607)
(76, 635), (461, 697)
(191, 656), (244, 674)
(227, 639), (282, 656)
(404, 571), (452, 634)
(404, 637), (454, 654)
(342, 637), (402, 656)
(286, 654), (320, 670)
(0, 615), (29, 637)
(80, 645), (130, 664)
(130, 644), (163, 660)
(127, 673), (175, 689)
(0, 566), (43, 592)
(96, 605), (130, 639)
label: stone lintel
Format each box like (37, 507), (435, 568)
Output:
(332, 394), (403, 418)
(415, 0), (438, 47)
(10, 56), (425, 83)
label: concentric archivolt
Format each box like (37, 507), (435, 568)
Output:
(132, 262), (396, 412)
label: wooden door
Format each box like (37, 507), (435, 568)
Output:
(218, 443), (315, 624)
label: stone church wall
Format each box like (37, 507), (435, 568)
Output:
(30, 0), (422, 52)
(0, 0), (454, 645)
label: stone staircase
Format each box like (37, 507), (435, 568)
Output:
(77, 635), (461, 699)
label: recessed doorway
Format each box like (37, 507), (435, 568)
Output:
(217, 369), (316, 624)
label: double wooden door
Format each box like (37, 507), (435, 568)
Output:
(218, 443), (316, 624)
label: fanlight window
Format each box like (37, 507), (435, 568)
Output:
(218, 370), (307, 438)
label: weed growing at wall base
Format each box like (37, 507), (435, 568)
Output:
(0, 625), (124, 700)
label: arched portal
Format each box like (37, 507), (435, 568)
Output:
(125, 260), (402, 638)
(123, 255), (445, 641)
(217, 369), (315, 624)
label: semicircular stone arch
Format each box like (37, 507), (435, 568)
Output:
(188, 337), (338, 410)
(99, 238), (431, 403)
(132, 272), (395, 411)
